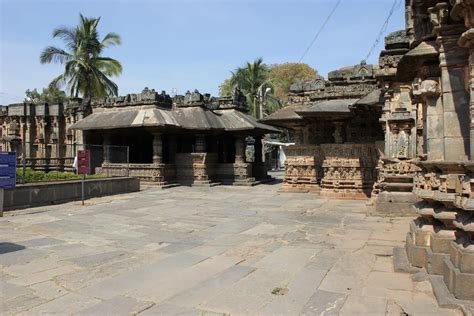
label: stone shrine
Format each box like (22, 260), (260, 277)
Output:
(71, 87), (277, 186)
(263, 61), (383, 199)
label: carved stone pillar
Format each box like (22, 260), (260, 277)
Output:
(435, 14), (470, 160)
(459, 28), (474, 159)
(195, 135), (206, 153)
(103, 133), (111, 164)
(418, 79), (442, 160)
(75, 112), (85, 147)
(152, 133), (163, 164)
(302, 125), (311, 144)
(235, 136), (245, 163)
(19, 119), (26, 159)
(25, 119), (33, 159)
(254, 135), (263, 163)
(168, 135), (177, 163)
(333, 121), (344, 144)
(36, 117), (46, 159)
(293, 127), (304, 145)
(438, 35), (469, 160)
(50, 117), (60, 159)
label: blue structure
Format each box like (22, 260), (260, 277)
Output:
(0, 152), (16, 189)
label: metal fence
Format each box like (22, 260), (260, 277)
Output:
(11, 142), (129, 184)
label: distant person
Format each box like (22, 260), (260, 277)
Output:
(72, 155), (78, 173)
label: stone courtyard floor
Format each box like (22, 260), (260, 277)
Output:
(0, 173), (462, 315)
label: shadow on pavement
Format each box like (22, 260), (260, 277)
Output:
(0, 242), (26, 254)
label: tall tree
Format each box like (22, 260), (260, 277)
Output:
(269, 63), (317, 103)
(219, 61), (318, 117)
(25, 86), (68, 104)
(227, 58), (277, 119)
(40, 14), (122, 106)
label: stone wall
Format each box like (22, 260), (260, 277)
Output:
(281, 143), (378, 198)
(281, 145), (322, 192)
(3, 177), (140, 211)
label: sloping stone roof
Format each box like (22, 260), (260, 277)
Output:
(70, 106), (279, 134)
(216, 109), (280, 133)
(260, 104), (305, 126)
(296, 99), (358, 115)
(69, 87), (278, 134)
(354, 89), (383, 107)
(69, 107), (179, 130)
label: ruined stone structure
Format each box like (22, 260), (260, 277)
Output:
(0, 99), (87, 171)
(393, 0), (474, 305)
(70, 87), (277, 186)
(263, 62), (383, 199)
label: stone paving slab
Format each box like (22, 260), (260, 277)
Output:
(0, 172), (462, 315)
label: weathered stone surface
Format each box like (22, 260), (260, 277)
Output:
(0, 176), (461, 315)
(301, 290), (347, 315)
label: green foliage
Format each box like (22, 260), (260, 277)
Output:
(16, 168), (106, 183)
(219, 78), (233, 97)
(219, 60), (318, 118)
(25, 86), (68, 104)
(16, 168), (81, 183)
(40, 14), (122, 102)
(268, 63), (317, 102)
(221, 58), (278, 119)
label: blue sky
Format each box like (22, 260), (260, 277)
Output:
(0, 0), (405, 104)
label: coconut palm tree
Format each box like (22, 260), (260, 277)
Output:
(230, 58), (279, 119)
(40, 14), (122, 104)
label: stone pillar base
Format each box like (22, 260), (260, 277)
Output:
(405, 217), (474, 301)
(371, 191), (420, 216)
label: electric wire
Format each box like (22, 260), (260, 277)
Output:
(298, 0), (342, 62)
(364, 0), (402, 61)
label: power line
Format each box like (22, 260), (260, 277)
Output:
(364, 0), (402, 61)
(298, 0), (342, 62)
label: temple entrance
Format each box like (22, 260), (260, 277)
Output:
(110, 129), (153, 164)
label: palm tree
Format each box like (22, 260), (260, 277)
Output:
(230, 58), (279, 119)
(40, 14), (122, 105)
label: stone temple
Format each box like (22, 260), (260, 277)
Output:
(0, 88), (278, 186)
(263, 0), (474, 305)
(1, 0), (474, 307)
(263, 61), (383, 199)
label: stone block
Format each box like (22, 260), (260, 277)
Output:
(427, 138), (445, 160)
(406, 233), (428, 268)
(443, 111), (469, 138)
(427, 252), (449, 275)
(449, 241), (474, 274)
(441, 67), (467, 94)
(430, 231), (455, 255)
(373, 192), (418, 216)
(442, 90), (470, 112)
(427, 115), (444, 139)
(443, 256), (474, 301)
(444, 137), (469, 161)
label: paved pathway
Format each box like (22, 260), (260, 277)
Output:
(0, 173), (461, 315)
